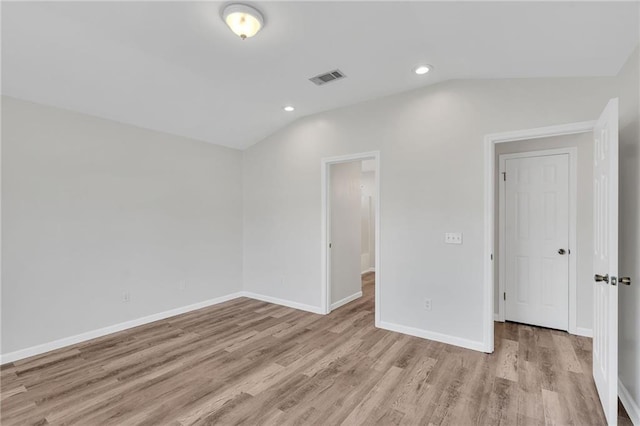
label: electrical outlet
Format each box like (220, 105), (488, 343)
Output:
(123, 292), (131, 302)
(445, 232), (463, 244)
(178, 280), (186, 290)
(424, 298), (432, 311)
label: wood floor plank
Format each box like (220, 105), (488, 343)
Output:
(552, 333), (583, 373)
(341, 365), (404, 425)
(390, 356), (438, 416)
(541, 388), (573, 426)
(0, 274), (624, 426)
(496, 338), (519, 382)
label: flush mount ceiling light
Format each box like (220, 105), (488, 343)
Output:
(414, 65), (432, 75)
(283, 105), (295, 112)
(222, 4), (264, 40)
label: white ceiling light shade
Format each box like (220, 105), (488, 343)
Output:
(414, 65), (432, 75)
(222, 4), (264, 40)
(283, 105), (295, 112)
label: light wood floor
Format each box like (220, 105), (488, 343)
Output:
(0, 272), (631, 425)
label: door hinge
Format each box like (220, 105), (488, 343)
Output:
(503, 292), (506, 301)
(491, 254), (494, 260)
(502, 172), (506, 181)
(329, 243), (332, 248)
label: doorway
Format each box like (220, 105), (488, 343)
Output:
(483, 122), (596, 353)
(321, 151), (380, 325)
(484, 100), (622, 425)
(495, 134), (595, 337)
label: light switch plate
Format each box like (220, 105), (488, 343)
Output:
(445, 233), (463, 244)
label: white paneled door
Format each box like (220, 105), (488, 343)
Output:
(592, 98), (619, 426)
(505, 154), (570, 330)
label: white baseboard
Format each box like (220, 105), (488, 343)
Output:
(493, 313), (503, 322)
(330, 291), (363, 311)
(0, 292), (244, 365)
(241, 291), (323, 315)
(2, 292), (489, 365)
(619, 379), (640, 426)
(378, 320), (486, 352)
(575, 327), (593, 338)
(0, 291), (327, 365)
(361, 268), (375, 274)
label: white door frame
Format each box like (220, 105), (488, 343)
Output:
(483, 121), (595, 353)
(321, 151), (380, 326)
(497, 148), (578, 334)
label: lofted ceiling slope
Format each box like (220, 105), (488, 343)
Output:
(2, 1), (638, 149)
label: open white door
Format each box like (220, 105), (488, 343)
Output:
(592, 98), (619, 425)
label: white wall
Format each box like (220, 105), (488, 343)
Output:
(1, 96), (244, 355)
(360, 170), (375, 273)
(616, 46), (640, 421)
(494, 133), (594, 332)
(330, 161), (362, 306)
(242, 75), (618, 348)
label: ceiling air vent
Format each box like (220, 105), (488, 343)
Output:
(309, 69), (346, 86)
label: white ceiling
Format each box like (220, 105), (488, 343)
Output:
(2, 2), (638, 150)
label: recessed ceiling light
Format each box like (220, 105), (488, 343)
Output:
(283, 106), (295, 112)
(222, 4), (264, 40)
(414, 65), (432, 75)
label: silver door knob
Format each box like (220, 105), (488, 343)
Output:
(558, 248), (566, 255)
(594, 274), (609, 283)
(620, 277), (631, 286)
